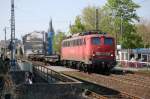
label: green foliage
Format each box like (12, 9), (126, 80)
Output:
(69, 0), (144, 48)
(136, 19), (150, 48)
(53, 31), (66, 54)
(80, 6), (113, 36)
(82, 6), (97, 31)
(105, 0), (143, 48)
(69, 16), (85, 34)
(121, 32), (144, 48)
(106, 0), (140, 22)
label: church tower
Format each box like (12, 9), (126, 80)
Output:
(47, 19), (54, 55)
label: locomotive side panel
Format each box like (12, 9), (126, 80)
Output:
(61, 37), (87, 62)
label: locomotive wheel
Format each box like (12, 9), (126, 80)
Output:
(72, 62), (76, 69)
(87, 65), (92, 73)
(69, 61), (73, 68)
(83, 64), (88, 72)
(61, 61), (64, 66)
(65, 61), (68, 67)
(63, 61), (67, 67)
(67, 61), (70, 68)
(104, 67), (111, 75)
(82, 64), (85, 72)
(66, 61), (70, 67)
(81, 63), (86, 71)
(95, 65), (100, 73)
(77, 62), (80, 70)
(77, 62), (82, 71)
(81, 63), (84, 72)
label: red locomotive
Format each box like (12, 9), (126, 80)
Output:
(61, 31), (116, 72)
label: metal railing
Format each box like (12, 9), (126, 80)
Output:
(31, 62), (81, 83)
(117, 60), (150, 68)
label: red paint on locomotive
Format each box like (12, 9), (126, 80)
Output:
(61, 32), (116, 71)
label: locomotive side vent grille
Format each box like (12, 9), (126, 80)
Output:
(95, 52), (111, 56)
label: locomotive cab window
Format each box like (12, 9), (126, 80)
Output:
(91, 37), (100, 45)
(104, 38), (113, 45)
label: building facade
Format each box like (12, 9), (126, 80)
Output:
(22, 31), (45, 56)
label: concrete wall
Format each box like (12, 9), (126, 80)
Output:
(13, 84), (85, 99)
(10, 71), (85, 99)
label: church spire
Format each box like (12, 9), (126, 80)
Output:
(48, 19), (54, 33)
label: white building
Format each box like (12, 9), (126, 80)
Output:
(22, 31), (45, 56)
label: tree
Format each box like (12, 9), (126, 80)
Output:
(69, 0), (144, 48)
(81, 6), (118, 38)
(69, 16), (85, 34)
(136, 19), (150, 47)
(105, 0), (143, 48)
(105, 0), (140, 22)
(82, 6), (97, 31)
(70, 6), (117, 36)
(122, 31), (144, 48)
(53, 31), (66, 54)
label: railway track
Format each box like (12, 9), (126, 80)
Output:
(86, 91), (140, 99)
(92, 73), (150, 98)
(110, 74), (150, 87)
(87, 86), (141, 99)
(125, 73), (150, 82)
(63, 71), (149, 99)
(94, 73), (150, 89)
(85, 90), (108, 99)
(63, 72), (141, 99)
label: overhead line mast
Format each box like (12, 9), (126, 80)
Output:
(10, 0), (16, 67)
(96, 8), (99, 31)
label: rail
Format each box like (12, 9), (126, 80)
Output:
(87, 90), (108, 99)
(63, 72), (144, 99)
(120, 91), (141, 99)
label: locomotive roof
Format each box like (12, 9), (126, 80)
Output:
(63, 34), (113, 42)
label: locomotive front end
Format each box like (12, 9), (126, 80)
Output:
(89, 35), (116, 71)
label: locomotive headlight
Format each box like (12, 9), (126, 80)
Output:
(111, 54), (113, 56)
(92, 53), (95, 56)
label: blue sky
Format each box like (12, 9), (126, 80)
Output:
(0, 0), (150, 40)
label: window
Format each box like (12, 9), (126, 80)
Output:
(104, 38), (113, 45)
(63, 38), (86, 47)
(91, 37), (100, 45)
